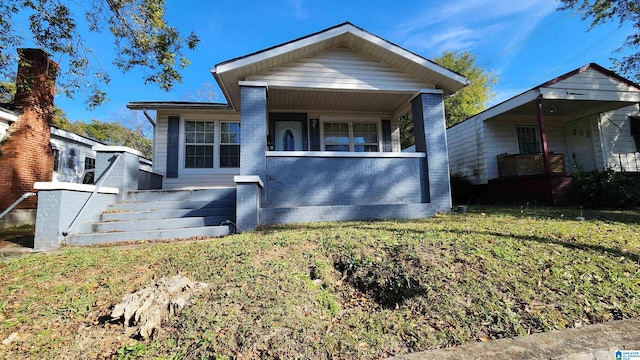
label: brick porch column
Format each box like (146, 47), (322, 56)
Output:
(237, 82), (267, 231)
(411, 91), (452, 213)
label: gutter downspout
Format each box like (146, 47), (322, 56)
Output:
(536, 96), (551, 175)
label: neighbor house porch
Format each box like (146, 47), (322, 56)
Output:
(448, 63), (640, 205)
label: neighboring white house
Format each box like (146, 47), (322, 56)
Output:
(50, 127), (102, 183)
(447, 63), (640, 204)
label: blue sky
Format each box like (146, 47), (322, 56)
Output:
(44, 0), (635, 122)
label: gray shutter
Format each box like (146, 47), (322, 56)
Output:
(166, 116), (179, 178)
(310, 118), (320, 151)
(382, 120), (392, 152)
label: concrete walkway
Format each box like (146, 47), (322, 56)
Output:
(390, 318), (640, 360)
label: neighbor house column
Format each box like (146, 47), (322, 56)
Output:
(411, 90), (452, 213)
(237, 82), (268, 231)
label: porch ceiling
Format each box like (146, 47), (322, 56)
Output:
(267, 88), (411, 113)
(495, 98), (637, 122)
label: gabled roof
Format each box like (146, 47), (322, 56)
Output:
(212, 22), (468, 110)
(449, 63), (640, 128)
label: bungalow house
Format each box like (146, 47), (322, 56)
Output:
(33, 22), (467, 250)
(447, 63), (640, 204)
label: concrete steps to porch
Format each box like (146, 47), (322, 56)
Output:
(66, 188), (236, 246)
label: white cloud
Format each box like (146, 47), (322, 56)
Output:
(286, 0), (308, 20)
(395, 0), (559, 57)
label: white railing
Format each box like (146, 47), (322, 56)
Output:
(612, 152), (640, 172)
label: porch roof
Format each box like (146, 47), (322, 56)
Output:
(454, 63), (640, 126)
(212, 22), (468, 111)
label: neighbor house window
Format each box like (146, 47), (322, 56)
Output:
(323, 120), (379, 152)
(52, 147), (60, 172)
(220, 122), (240, 168)
(84, 157), (95, 171)
(66, 148), (78, 170)
(516, 126), (540, 154)
(183, 120), (240, 169)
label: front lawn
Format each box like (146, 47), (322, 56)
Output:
(0, 206), (638, 359)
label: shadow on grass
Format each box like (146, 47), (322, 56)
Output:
(407, 227), (640, 264)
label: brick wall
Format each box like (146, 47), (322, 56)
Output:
(411, 92), (452, 212)
(265, 155), (427, 207)
(0, 49), (58, 210)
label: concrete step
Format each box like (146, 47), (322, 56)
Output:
(100, 208), (234, 222)
(66, 225), (232, 246)
(87, 216), (233, 233)
(107, 199), (235, 212)
(124, 188), (236, 203)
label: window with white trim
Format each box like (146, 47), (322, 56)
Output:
(185, 121), (215, 168)
(183, 120), (240, 169)
(322, 120), (379, 152)
(516, 126), (540, 154)
(220, 122), (240, 168)
(84, 157), (95, 171)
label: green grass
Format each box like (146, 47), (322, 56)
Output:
(0, 206), (639, 359)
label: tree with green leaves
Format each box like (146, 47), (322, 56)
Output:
(52, 115), (153, 159)
(0, 0), (199, 108)
(435, 50), (497, 127)
(400, 50), (497, 148)
(558, 1), (640, 81)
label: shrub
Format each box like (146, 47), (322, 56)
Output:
(573, 167), (640, 209)
(450, 173), (475, 205)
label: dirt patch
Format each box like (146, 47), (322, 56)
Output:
(0, 226), (34, 249)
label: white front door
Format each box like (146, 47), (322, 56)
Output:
(274, 121), (303, 151)
(565, 118), (597, 171)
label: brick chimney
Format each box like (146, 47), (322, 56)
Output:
(0, 49), (59, 210)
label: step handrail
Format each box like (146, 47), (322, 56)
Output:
(62, 153), (122, 236)
(0, 192), (37, 220)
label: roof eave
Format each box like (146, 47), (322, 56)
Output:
(126, 101), (234, 111)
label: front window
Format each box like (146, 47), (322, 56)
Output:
(185, 121), (215, 168)
(220, 122), (240, 168)
(324, 122), (350, 151)
(323, 120), (379, 152)
(183, 120), (240, 169)
(516, 126), (540, 154)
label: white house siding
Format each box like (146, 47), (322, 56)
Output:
(50, 128), (101, 183)
(598, 105), (640, 171)
(483, 116), (569, 181)
(547, 69), (639, 93)
(155, 110), (241, 189)
(0, 120), (9, 140)
(447, 118), (486, 184)
(247, 46), (433, 92)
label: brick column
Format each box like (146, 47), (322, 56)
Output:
(237, 83), (267, 231)
(94, 146), (142, 201)
(239, 83), (268, 177)
(411, 91), (452, 212)
(234, 176), (263, 232)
